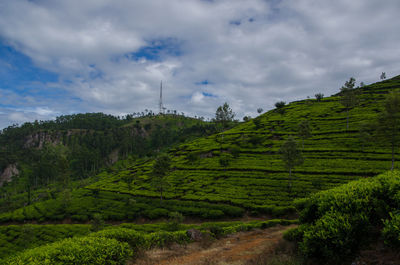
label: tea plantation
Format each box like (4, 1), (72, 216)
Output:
(83, 75), (400, 215)
(285, 170), (400, 263)
(0, 219), (296, 263)
(2, 76), (400, 224)
(1, 76), (400, 264)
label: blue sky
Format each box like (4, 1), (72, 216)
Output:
(0, 0), (400, 128)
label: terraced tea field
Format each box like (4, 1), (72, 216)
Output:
(85, 76), (400, 214)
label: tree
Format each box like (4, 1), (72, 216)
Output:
(280, 137), (304, 191)
(275, 101), (286, 114)
(91, 213), (105, 232)
(358, 122), (372, 151)
(219, 153), (232, 169)
(376, 91), (400, 170)
(360, 82), (366, 87)
(381, 72), (386, 80)
(340, 77), (359, 130)
(186, 152), (199, 165)
(315, 93), (324, 101)
(152, 154), (172, 201)
(253, 118), (262, 129)
(243, 116), (251, 122)
(298, 120), (312, 149)
(215, 102), (235, 128)
(257, 108), (263, 114)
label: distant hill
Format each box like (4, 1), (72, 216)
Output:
(0, 113), (218, 213)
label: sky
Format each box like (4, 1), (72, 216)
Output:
(1, 0), (400, 129)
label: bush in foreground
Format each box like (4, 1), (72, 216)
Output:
(287, 171), (400, 263)
(4, 236), (132, 265)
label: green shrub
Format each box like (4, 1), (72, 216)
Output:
(382, 212), (400, 247)
(145, 230), (191, 248)
(202, 209), (225, 219)
(5, 236), (132, 265)
(230, 146), (241, 158)
(165, 211), (184, 231)
(208, 225), (224, 239)
(143, 208), (169, 219)
(91, 228), (147, 250)
(293, 171), (400, 262)
(90, 213), (105, 232)
(299, 211), (361, 260)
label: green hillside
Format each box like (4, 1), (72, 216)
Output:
(1, 76), (400, 224)
(84, 76), (400, 214)
(0, 113), (217, 214)
(1, 76), (400, 264)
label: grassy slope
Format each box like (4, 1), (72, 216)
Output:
(87, 75), (400, 211)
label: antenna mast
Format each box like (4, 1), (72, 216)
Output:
(159, 81), (163, 114)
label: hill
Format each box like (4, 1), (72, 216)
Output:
(2, 75), (400, 224)
(0, 113), (218, 214)
(84, 75), (400, 215)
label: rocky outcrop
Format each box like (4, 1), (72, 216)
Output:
(0, 164), (19, 187)
(24, 131), (63, 149)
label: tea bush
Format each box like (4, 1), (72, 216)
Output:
(289, 171), (400, 262)
(382, 212), (400, 247)
(4, 236), (132, 265)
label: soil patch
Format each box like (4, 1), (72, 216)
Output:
(133, 224), (296, 265)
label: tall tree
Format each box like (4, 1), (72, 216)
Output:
(215, 102), (235, 128)
(280, 137), (304, 192)
(377, 91), (400, 170)
(275, 101), (286, 114)
(340, 77), (359, 130)
(381, 72), (386, 80)
(151, 154), (172, 201)
(297, 120), (312, 149)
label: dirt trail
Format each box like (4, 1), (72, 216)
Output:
(134, 224), (297, 265)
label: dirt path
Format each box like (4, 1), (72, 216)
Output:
(133, 224), (297, 265)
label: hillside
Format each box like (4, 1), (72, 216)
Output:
(2, 76), (399, 225)
(84, 75), (400, 215)
(0, 113), (217, 214)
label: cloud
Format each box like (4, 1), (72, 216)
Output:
(0, 0), (400, 128)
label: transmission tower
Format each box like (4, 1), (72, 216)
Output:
(159, 81), (164, 114)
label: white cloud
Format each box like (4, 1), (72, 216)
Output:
(0, 0), (400, 128)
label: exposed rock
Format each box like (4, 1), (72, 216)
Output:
(187, 229), (203, 241)
(108, 149), (120, 164)
(24, 131), (63, 148)
(0, 164), (19, 187)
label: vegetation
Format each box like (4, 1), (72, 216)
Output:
(151, 154), (172, 201)
(297, 120), (312, 149)
(3, 76), (400, 225)
(2, 75), (400, 264)
(280, 137), (304, 191)
(339, 77), (359, 130)
(315, 93), (324, 101)
(376, 91), (400, 170)
(0, 219), (296, 263)
(274, 101), (286, 114)
(285, 171), (400, 263)
(0, 113), (217, 212)
(214, 102), (236, 128)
